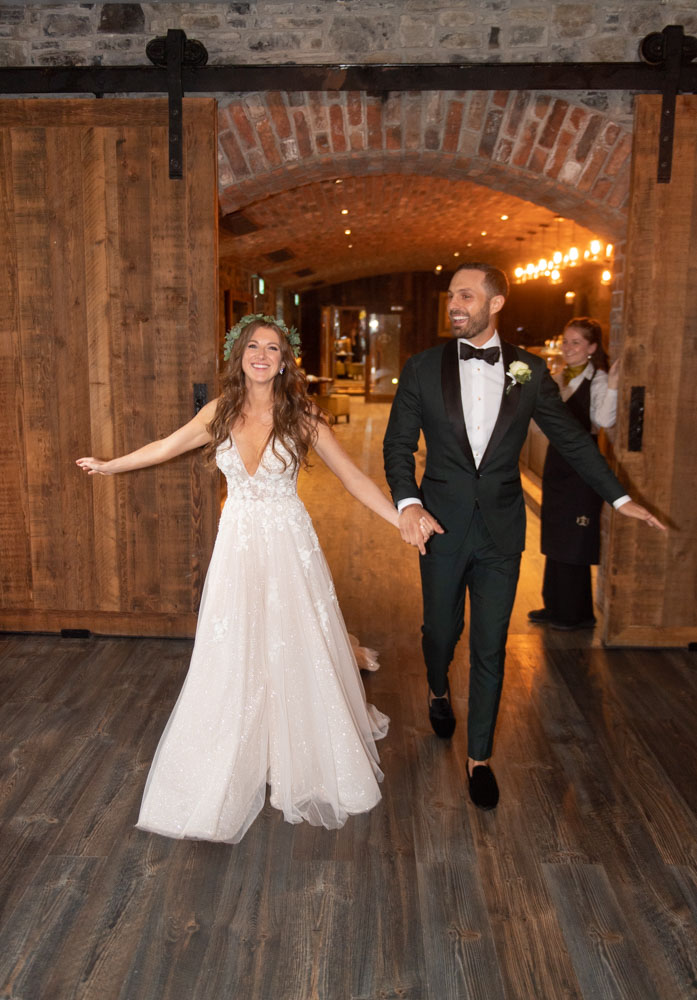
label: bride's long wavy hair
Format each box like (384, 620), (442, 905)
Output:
(204, 318), (318, 472)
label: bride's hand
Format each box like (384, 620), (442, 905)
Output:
(76, 457), (113, 476)
(420, 516), (435, 541)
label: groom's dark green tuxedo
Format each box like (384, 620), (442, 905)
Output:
(383, 335), (624, 759)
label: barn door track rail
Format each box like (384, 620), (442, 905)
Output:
(1, 24), (695, 182)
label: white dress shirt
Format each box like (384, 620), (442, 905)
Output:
(458, 332), (505, 467)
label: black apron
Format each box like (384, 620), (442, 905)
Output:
(540, 374), (603, 565)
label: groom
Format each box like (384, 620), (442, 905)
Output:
(383, 262), (663, 810)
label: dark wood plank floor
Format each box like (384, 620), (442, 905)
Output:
(1, 399), (696, 1000)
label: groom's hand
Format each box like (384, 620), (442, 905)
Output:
(398, 504), (444, 555)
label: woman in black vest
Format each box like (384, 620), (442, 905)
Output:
(529, 317), (619, 630)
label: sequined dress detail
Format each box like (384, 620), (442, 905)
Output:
(136, 437), (388, 843)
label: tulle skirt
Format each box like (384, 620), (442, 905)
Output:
(136, 492), (388, 843)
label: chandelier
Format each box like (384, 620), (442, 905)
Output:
(513, 240), (614, 285)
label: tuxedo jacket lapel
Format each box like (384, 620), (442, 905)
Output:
(479, 339), (522, 468)
(440, 337), (475, 466)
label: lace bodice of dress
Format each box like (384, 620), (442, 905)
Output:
(216, 436), (299, 504)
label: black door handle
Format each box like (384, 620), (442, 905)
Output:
(193, 383), (208, 414)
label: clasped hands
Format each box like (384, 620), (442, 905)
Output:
(398, 503), (444, 555)
(399, 494), (666, 556)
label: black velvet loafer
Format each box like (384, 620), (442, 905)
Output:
(467, 764), (499, 810)
(528, 608), (552, 623)
(428, 688), (456, 739)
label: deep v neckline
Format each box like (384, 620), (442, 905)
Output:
(232, 434), (269, 479)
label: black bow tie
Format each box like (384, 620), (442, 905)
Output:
(459, 342), (501, 365)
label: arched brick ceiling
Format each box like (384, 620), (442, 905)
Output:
(220, 173), (604, 288)
(217, 89), (631, 288)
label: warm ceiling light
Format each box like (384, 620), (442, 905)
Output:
(500, 214), (509, 221)
(344, 229), (351, 235)
(435, 265), (443, 272)
(335, 178), (343, 184)
(466, 242), (472, 247)
(480, 231), (487, 236)
(601, 269), (612, 283)
(565, 291), (576, 303)
(515, 235), (612, 284)
(348, 243), (353, 248)
(453, 251), (460, 257)
(341, 209), (349, 215)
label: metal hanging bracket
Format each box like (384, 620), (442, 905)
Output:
(640, 24), (697, 182)
(146, 28), (208, 179)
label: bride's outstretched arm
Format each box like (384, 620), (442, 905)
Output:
(76, 398), (219, 476)
(311, 418), (443, 552)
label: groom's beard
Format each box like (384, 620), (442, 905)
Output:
(450, 301), (491, 340)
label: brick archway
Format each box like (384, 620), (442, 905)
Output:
(217, 89), (632, 239)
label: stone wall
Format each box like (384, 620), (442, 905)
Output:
(3, 2), (695, 66)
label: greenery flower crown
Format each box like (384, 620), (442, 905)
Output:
(223, 313), (302, 361)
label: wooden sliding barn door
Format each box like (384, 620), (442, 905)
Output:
(0, 99), (219, 637)
(603, 95), (697, 646)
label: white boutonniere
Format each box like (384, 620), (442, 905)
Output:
(506, 360), (532, 395)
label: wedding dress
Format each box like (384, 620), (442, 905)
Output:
(136, 436), (388, 843)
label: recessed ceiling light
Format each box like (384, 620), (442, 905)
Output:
(500, 214), (509, 221)
(481, 231), (487, 236)
(341, 209), (349, 215)
(344, 229), (351, 235)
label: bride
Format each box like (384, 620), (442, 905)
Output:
(77, 315), (437, 843)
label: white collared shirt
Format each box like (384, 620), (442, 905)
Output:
(458, 331), (505, 467)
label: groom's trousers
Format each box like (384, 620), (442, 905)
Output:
(419, 506), (521, 760)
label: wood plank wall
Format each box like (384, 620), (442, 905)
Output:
(603, 95), (697, 647)
(0, 99), (219, 637)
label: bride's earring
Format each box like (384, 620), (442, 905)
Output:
(280, 366), (285, 374)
